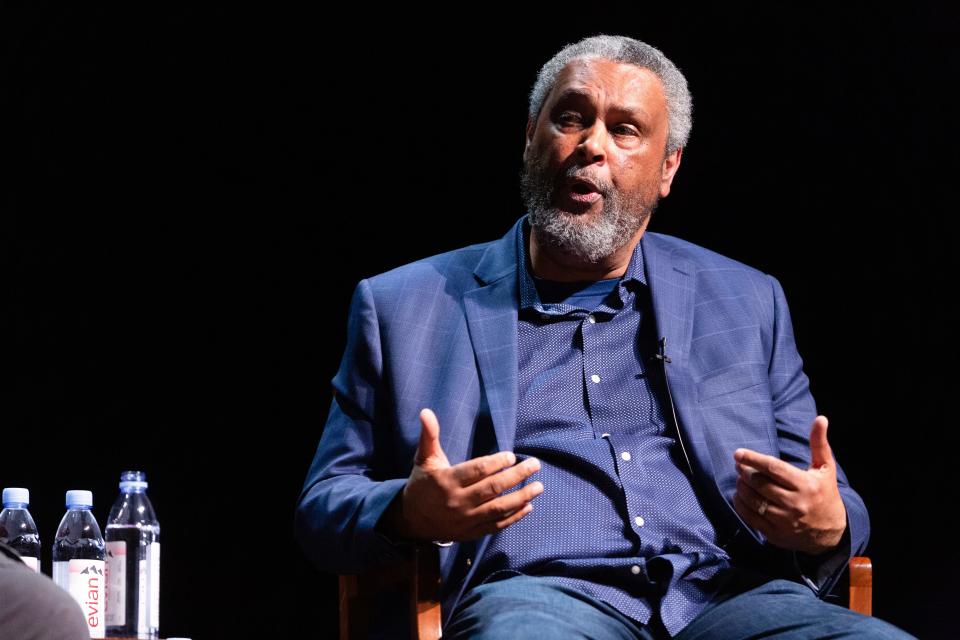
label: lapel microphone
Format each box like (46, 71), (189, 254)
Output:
(649, 336), (694, 478)
(654, 337), (671, 364)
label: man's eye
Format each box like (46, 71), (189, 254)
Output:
(612, 125), (638, 136)
(557, 112), (582, 125)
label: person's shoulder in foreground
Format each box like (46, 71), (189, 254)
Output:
(0, 542), (89, 640)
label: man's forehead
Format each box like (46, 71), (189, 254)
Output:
(548, 57), (665, 114)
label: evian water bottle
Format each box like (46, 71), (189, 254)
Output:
(53, 489), (107, 639)
(105, 470), (160, 639)
(0, 487), (41, 572)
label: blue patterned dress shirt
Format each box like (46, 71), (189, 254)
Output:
(470, 220), (732, 636)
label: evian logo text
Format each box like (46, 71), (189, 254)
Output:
(80, 564), (103, 628)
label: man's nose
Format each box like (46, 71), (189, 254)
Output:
(576, 122), (607, 165)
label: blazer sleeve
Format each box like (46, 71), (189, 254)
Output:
(765, 274), (870, 597)
(294, 278), (412, 574)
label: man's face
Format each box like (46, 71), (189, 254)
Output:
(521, 57), (681, 264)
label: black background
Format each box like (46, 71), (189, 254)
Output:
(3, 4), (959, 638)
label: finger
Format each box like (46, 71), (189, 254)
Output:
(461, 456), (542, 505)
(467, 480), (544, 524)
(809, 415), (834, 471)
(466, 502), (534, 538)
(733, 449), (802, 491)
(733, 492), (773, 538)
(451, 451), (522, 487)
(736, 463), (794, 505)
(415, 408), (449, 467)
(735, 477), (789, 521)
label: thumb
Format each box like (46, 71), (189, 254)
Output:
(809, 415), (834, 471)
(415, 408), (450, 468)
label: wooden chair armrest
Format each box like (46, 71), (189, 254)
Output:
(410, 545), (442, 640)
(339, 544), (441, 640)
(848, 556), (872, 617)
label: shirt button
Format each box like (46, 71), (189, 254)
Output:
(601, 433), (610, 438)
(587, 315), (596, 324)
(591, 374), (601, 384)
(631, 565), (641, 575)
(621, 451), (631, 461)
(635, 516), (645, 527)
(466, 557), (472, 566)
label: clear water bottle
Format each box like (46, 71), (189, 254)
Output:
(105, 470), (160, 639)
(0, 487), (41, 572)
(53, 489), (107, 639)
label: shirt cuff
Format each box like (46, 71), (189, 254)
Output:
(370, 480), (417, 562)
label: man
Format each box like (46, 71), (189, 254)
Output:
(296, 35), (912, 638)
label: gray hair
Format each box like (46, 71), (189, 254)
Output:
(528, 35), (692, 156)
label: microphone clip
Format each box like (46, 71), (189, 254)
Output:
(653, 337), (672, 364)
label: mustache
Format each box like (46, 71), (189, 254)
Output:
(554, 165), (613, 197)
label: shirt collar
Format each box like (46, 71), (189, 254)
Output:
(517, 215), (648, 312)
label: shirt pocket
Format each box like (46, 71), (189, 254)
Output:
(696, 363), (768, 403)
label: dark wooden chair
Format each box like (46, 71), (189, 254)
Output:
(339, 548), (873, 640)
(339, 544), (443, 640)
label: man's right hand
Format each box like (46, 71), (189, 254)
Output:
(388, 408), (544, 542)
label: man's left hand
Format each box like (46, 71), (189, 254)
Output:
(733, 415), (847, 555)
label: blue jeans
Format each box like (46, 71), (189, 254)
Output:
(444, 572), (915, 639)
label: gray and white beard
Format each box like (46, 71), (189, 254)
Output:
(520, 153), (661, 264)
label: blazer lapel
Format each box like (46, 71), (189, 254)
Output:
(462, 219), (521, 455)
(446, 220), (520, 627)
(643, 231), (764, 544)
(642, 232), (701, 454)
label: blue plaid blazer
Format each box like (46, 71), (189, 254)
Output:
(295, 215), (869, 634)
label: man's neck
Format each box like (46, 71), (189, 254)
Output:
(528, 222), (648, 282)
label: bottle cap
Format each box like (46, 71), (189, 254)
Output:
(119, 470), (148, 492)
(2, 487), (29, 507)
(65, 490), (93, 509)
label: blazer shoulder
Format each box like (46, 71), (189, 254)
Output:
(646, 232), (788, 336)
(647, 231), (769, 279)
(646, 231), (780, 300)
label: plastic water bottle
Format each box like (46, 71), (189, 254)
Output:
(105, 470), (160, 639)
(0, 487), (41, 572)
(53, 489), (107, 639)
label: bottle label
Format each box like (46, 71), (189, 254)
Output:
(149, 542), (160, 630)
(104, 539), (160, 632)
(105, 541), (126, 626)
(20, 556), (39, 572)
(54, 559), (106, 638)
(138, 553), (146, 633)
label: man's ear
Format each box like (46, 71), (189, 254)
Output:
(523, 117), (535, 162)
(658, 146), (683, 198)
